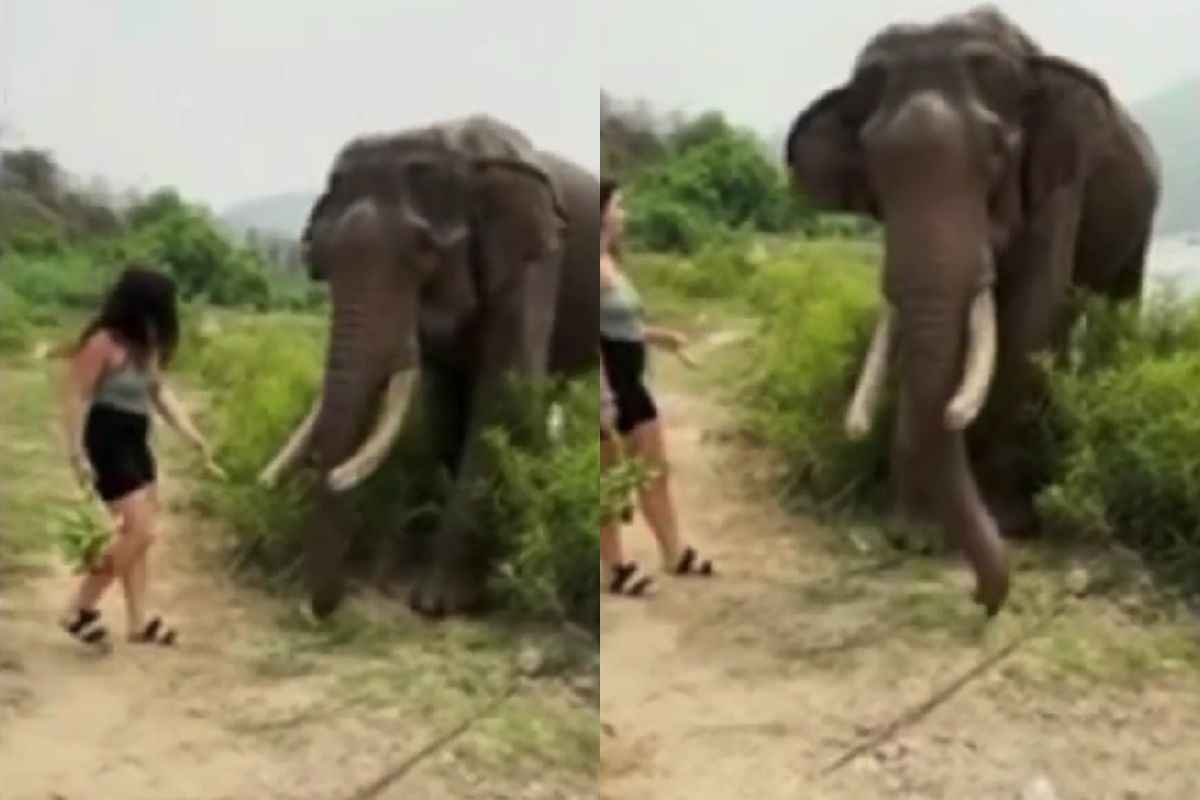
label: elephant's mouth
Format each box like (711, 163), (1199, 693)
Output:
(258, 368), (418, 493)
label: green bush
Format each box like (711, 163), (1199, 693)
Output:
(734, 241), (893, 515)
(183, 311), (609, 623)
(1037, 290), (1200, 587)
(0, 281), (35, 354)
(639, 232), (1200, 593)
(624, 123), (811, 254)
(0, 249), (122, 309)
(182, 311), (326, 583)
(481, 375), (635, 630)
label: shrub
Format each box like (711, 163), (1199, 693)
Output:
(183, 311), (609, 624)
(1037, 290), (1200, 587)
(0, 280), (35, 354)
(735, 241), (893, 515)
(481, 375), (633, 631)
(182, 311), (326, 583)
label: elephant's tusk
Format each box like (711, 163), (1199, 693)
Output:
(945, 288), (998, 431)
(259, 394), (322, 488)
(326, 370), (417, 493)
(845, 303), (897, 440)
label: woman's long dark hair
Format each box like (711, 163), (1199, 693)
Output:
(74, 266), (180, 369)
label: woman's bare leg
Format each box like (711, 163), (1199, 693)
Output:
(625, 419), (685, 569)
(600, 436), (626, 579)
(67, 487), (155, 620)
(120, 484), (161, 635)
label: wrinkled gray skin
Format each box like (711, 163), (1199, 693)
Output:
(784, 6), (1160, 615)
(275, 116), (598, 619)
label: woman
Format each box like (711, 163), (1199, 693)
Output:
(600, 179), (714, 597)
(58, 266), (223, 649)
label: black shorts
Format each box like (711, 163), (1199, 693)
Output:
(84, 404), (156, 502)
(600, 335), (658, 435)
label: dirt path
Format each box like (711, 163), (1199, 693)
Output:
(0, 355), (595, 800)
(600, 336), (1200, 799)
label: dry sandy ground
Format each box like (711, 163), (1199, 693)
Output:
(600, 344), (1200, 800)
(0, 358), (594, 800)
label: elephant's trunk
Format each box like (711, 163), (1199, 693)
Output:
(884, 209), (1010, 616)
(304, 202), (420, 618)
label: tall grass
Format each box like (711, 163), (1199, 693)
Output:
(178, 310), (605, 626)
(635, 234), (1200, 593)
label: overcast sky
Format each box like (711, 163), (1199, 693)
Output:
(599, 0), (1200, 141)
(0, 1), (597, 210)
(4, 3), (1197, 213)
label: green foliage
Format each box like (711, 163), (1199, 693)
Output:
(47, 499), (112, 575)
(0, 281), (35, 354)
(601, 94), (812, 254)
(183, 311), (607, 625)
(479, 376), (631, 630)
(2, 145), (321, 314)
(640, 232), (1200, 595)
(181, 311), (326, 583)
(1036, 290), (1200, 587)
(730, 240), (894, 515)
(626, 127), (808, 254)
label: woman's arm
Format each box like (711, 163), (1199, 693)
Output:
(642, 325), (686, 351)
(152, 382), (228, 480)
(60, 333), (109, 482)
(151, 381), (210, 454)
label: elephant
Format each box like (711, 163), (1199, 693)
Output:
(783, 5), (1161, 616)
(258, 114), (599, 619)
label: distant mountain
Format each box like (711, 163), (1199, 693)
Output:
(220, 191), (317, 240)
(1132, 78), (1200, 236)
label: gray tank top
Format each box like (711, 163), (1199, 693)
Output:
(92, 359), (155, 416)
(600, 271), (645, 342)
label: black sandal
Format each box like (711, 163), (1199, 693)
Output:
(62, 608), (110, 650)
(131, 616), (177, 646)
(673, 546), (714, 577)
(609, 562), (654, 597)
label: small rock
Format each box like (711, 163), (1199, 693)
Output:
(1066, 566), (1090, 596)
(1021, 775), (1060, 800)
(517, 644), (547, 677)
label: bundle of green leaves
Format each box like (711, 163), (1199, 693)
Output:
(49, 498), (113, 574)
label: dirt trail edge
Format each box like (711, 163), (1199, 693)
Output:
(0, 355), (594, 800)
(600, 333), (1200, 800)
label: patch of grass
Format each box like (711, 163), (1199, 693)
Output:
(178, 310), (325, 586)
(0, 360), (68, 575)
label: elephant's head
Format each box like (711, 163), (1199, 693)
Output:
(783, 7), (1117, 613)
(263, 120), (564, 616)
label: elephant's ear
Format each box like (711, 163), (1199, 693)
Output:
(784, 86), (875, 217)
(439, 114), (568, 228)
(1021, 55), (1116, 211)
(437, 115), (567, 296)
(301, 188), (332, 281)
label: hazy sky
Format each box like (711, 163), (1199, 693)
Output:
(0, 1), (597, 210)
(599, 0), (1200, 142)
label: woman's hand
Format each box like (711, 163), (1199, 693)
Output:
(198, 440), (228, 481)
(647, 327), (700, 369)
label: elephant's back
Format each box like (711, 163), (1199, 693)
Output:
(539, 152), (600, 376)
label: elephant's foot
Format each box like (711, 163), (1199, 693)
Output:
(408, 562), (488, 618)
(310, 575), (347, 619)
(882, 514), (942, 555)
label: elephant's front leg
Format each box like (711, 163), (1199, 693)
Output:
(409, 272), (561, 618)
